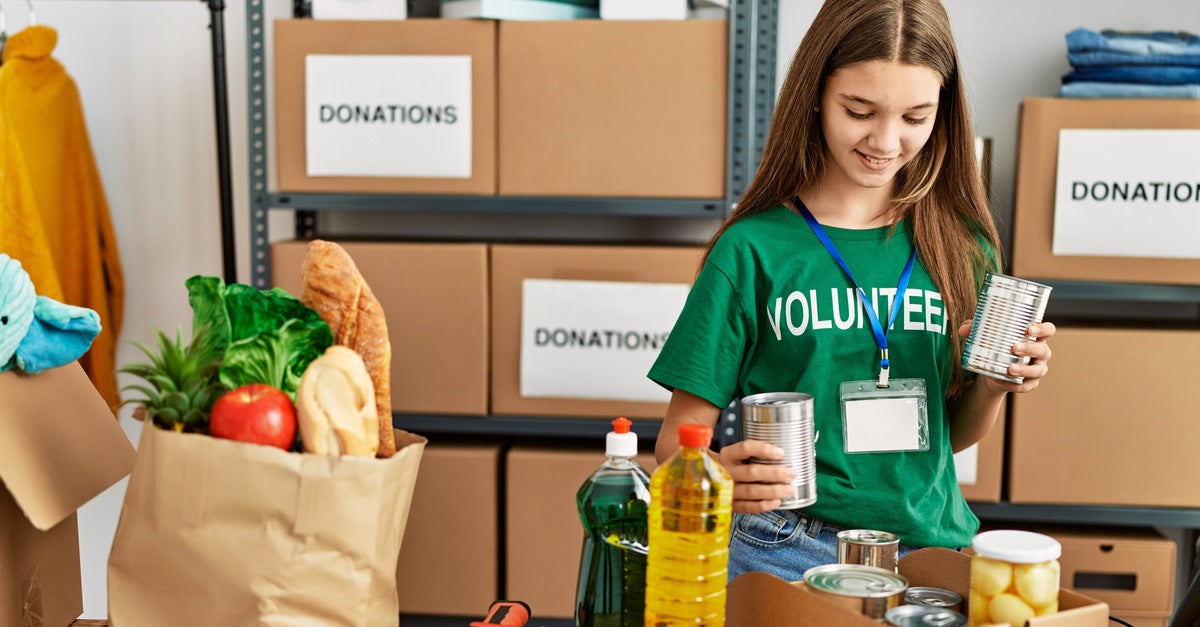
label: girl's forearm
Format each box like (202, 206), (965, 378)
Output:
(948, 378), (1007, 453)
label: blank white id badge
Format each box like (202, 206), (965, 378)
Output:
(839, 378), (929, 454)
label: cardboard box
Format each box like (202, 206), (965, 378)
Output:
(1042, 528), (1176, 613)
(490, 243), (704, 419)
(1009, 327), (1200, 508)
(395, 440), (502, 615)
(275, 19), (496, 194)
(0, 363), (135, 626)
(498, 20), (727, 198)
(956, 398), (1006, 503)
(272, 241), (490, 415)
(1011, 97), (1200, 284)
(727, 547), (1110, 626)
(505, 442), (657, 618)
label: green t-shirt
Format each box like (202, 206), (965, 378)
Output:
(648, 204), (979, 548)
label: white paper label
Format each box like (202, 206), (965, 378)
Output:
(519, 279), (689, 403)
(954, 444), (978, 486)
(843, 397), (922, 453)
(1053, 129), (1200, 259)
(305, 54), (472, 178)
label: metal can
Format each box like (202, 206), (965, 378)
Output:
(904, 587), (963, 613)
(884, 605), (968, 627)
(837, 529), (900, 573)
(961, 272), (1052, 384)
(741, 392), (816, 509)
(803, 563), (908, 620)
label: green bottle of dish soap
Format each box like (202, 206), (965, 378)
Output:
(574, 417), (650, 627)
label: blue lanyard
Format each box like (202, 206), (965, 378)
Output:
(795, 199), (917, 388)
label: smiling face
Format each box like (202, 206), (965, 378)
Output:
(819, 59), (943, 193)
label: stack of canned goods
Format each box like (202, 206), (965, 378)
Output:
(801, 528), (968, 625)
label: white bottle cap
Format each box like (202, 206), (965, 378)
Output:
(971, 530), (1061, 563)
(606, 417), (638, 458)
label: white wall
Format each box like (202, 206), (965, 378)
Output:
(22, 0), (1197, 618)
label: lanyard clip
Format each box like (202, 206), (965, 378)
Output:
(877, 349), (890, 388)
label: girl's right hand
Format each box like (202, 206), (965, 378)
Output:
(717, 439), (798, 514)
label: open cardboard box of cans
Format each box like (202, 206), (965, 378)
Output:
(727, 548), (1110, 626)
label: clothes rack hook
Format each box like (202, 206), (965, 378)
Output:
(25, 0), (35, 27)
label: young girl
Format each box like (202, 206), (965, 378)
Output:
(648, 0), (1056, 582)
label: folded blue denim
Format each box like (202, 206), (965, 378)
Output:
(1067, 28), (1200, 56)
(1058, 81), (1200, 98)
(1063, 65), (1200, 85)
(1069, 51), (1200, 67)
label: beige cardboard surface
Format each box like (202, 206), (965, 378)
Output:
(396, 441), (501, 616)
(1040, 527), (1176, 613)
(498, 20), (726, 198)
(1011, 97), (1200, 284)
(727, 548), (1109, 626)
(505, 443), (657, 618)
(959, 397), (1006, 503)
(0, 362), (134, 530)
(1009, 327), (1200, 507)
(0, 491), (82, 626)
(108, 427), (426, 626)
(273, 241), (490, 415)
(490, 243), (705, 419)
(274, 19), (496, 194)
(1108, 610), (1169, 627)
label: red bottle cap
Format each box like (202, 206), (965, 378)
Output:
(678, 423), (713, 448)
(611, 417), (632, 434)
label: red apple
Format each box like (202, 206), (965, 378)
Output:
(209, 383), (297, 450)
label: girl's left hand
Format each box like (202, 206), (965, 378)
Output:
(957, 321), (1056, 394)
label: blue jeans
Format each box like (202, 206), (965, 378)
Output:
(727, 509), (916, 583)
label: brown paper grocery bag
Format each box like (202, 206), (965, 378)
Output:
(107, 425), (425, 626)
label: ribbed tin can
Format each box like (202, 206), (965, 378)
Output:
(962, 272), (1052, 384)
(884, 604), (968, 627)
(837, 529), (900, 572)
(741, 392), (816, 509)
(904, 586), (963, 613)
(803, 563), (908, 620)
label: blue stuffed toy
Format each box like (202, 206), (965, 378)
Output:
(0, 253), (101, 374)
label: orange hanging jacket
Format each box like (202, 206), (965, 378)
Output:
(0, 25), (125, 410)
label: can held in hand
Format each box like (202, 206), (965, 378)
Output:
(803, 563), (908, 620)
(741, 392), (816, 509)
(904, 586), (963, 613)
(962, 272), (1052, 384)
(837, 529), (900, 572)
(884, 605), (967, 627)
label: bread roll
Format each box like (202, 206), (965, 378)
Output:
(296, 345), (379, 457)
(299, 240), (396, 457)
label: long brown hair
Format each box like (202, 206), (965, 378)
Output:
(709, 0), (1000, 391)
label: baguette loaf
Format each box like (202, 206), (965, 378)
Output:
(299, 240), (396, 458)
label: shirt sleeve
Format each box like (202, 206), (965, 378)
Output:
(647, 256), (749, 410)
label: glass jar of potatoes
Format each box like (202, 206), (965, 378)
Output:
(968, 530), (1061, 626)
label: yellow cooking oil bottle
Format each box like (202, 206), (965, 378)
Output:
(645, 423), (734, 626)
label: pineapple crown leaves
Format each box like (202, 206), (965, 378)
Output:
(119, 323), (226, 432)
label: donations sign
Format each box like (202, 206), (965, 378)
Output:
(1053, 129), (1200, 259)
(305, 54), (472, 178)
(519, 279), (689, 403)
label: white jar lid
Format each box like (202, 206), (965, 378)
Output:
(971, 530), (1061, 563)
